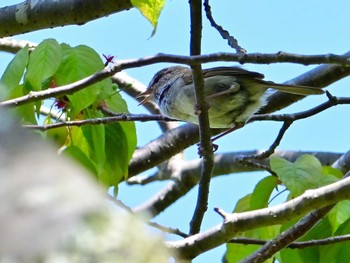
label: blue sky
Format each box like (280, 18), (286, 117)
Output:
(1, 0), (350, 261)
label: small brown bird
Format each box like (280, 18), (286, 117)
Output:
(140, 66), (324, 128)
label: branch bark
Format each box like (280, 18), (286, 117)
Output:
(0, 0), (132, 37)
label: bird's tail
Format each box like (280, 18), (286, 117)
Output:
(259, 80), (324, 95)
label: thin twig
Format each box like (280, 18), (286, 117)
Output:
(230, 234), (350, 249)
(235, 121), (293, 176)
(253, 92), (350, 123)
(23, 113), (177, 130)
(240, 120), (293, 161)
(0, 52), (347, 108)
(1, 38), (350, 67)
(203, 0), (246, 53)
(148, 221), (189, 238)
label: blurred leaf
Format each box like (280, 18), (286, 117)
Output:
(0, 45), (29, 98)
(270, 155), (338, 197)
(64, 145), (98, 177)
(6, 84), (36, 124)
(54, 44), (108, 117)
(250, 176), (278, 210)
(131, 0), (165, 36)
(323, 166), (344, 179)
(44, 119), (68, 146)
(25, 39), (61, 90)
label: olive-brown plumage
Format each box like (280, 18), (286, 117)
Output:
(140, 66), (323, 128)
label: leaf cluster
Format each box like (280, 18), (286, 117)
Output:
(0, 39), (137, 188)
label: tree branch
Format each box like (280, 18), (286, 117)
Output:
(1, 38), (350, 67)
(24, 113), (177, 130)
(0, 66), (115, 107)
(0, 0), (132, 37)
(229, 234), (350, 248)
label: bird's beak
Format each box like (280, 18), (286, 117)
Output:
(137, 88), (153, 105)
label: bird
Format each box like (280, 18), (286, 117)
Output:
(139, 66), (324, 128)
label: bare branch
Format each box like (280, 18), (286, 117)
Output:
(148, 221), (188, 238)
(203, 0), (246, 53)
(0, 67), (115, 107)
(253, 93), (350, 122)
(24, 113), (177, 130)
(230, 234), (350, 249)
(1, 38), (350, 67)
(240, 120), (293, 161)
(0, 37), (35, 52)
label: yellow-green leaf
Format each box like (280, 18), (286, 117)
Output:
(131, 0), (165, 35)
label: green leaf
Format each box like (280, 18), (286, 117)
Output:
(62, 110), (134, 187)
(105, 92), (137, 163)
(99, 122), (129, 186)
(81, 110), (106, 174)
(332, 219), (350, 263)
(54, 44), (107, 117)
(64, 145), (98, 177)
(323, 166), (344, 179)
(131, 0), (165, 36)
(7, 84), (36, 124)
(327, 201), (350, 234)
(25, 39), (61, 90)
(250, 176), (278, 210)
(279, 248), (304, 263)
(0, 45), (29, 98)
(270, 155), (337, 197)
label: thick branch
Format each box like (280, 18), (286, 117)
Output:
(0, 0), (132, 37)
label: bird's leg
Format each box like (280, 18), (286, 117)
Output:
(197, 123), (244, 156)
(211, 122), (245, 142)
